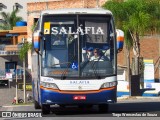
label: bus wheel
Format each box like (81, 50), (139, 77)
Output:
(158, 91), (160, 96)
(42, 104), (50, 114)
(98, 104), (109, 113)
(34, 100), (41, 109)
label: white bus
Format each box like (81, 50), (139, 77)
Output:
(32, 8), (124, 114)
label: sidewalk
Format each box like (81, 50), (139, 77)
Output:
(117, 96), (160, 102)
(0, 87), (32, 106)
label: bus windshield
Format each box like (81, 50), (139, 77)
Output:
(41, 15), (116, 79)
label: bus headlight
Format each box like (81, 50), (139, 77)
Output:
(41, 82), (59, 89)
(100, 81), (117, 88)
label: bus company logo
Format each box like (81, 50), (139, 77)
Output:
(70, 80), (90, 85)
(51, 26), (104, 35)
(2, 112), (11, 117)
(78, 86), (82, 90)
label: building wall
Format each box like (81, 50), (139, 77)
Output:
(1, 0), (105, 21)
(17, 34), (27, 44)
(118, 35), (160, 80)
(0, 56), (22, 70)
(0, 0), (62, 21)
(0, 26), (28, 75)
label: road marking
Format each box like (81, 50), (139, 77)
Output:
(2, 105), (33, 108)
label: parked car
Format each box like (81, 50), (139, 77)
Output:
(0, 80), (8, 88)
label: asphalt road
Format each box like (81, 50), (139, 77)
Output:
(0, 97), (160, 119)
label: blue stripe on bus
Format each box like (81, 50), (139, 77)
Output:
(40, 88), (117, 105)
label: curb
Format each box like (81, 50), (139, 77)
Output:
(117, 96), (160, 100)
(2, 104), (33, 108)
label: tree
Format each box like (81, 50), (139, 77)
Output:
(19, 43), (32, 61)
(19, 19), (36, 103)
(0, 9), (23, 30)
(103, 0), (133, 85)
(19, 42), (32, 103)
(103, 0), (160, 77)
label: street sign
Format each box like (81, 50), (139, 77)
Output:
(143, 59), (154, 83)
(6, 73), (12, 79)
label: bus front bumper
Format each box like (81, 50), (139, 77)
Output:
(40, 86), (117, 105)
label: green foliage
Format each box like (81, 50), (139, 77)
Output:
(31, 22), (38, 32)
(0, 9), (23, 30)
(124, 29), (133, 50)
(103, 0), (160, 48)
(19, 42), (32, 61)
(103, 0), (160, 34)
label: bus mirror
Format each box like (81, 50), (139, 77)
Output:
(116, 29), (124, 53)
(33, 30), (41, 52)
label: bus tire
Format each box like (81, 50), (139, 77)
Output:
(42, 104), (50, 114)
(158, 91), (160, 96)
(34, 100), (41, 109)
(98, 104), (109, 113)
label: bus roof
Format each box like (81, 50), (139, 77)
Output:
(41, 8), (112, 16)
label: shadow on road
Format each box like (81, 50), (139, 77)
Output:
(46, 101), (160, 116)
(110, 102), (160, 113)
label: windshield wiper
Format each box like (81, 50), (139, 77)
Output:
(81, 60), (101, 79)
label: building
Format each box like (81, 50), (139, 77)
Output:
(0, 0), (59, 21)
(0, 25), (28, 87)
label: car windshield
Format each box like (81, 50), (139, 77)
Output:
(41, 15), (116, 79)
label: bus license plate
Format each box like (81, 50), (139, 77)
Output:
(73, 95), (86, 100)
